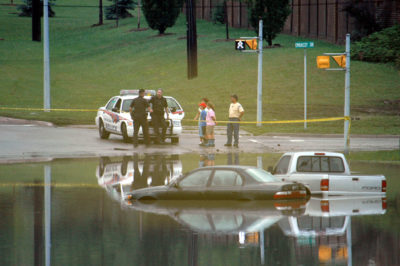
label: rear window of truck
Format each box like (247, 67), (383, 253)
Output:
(296, 156), (345, 173)
(274, 155), (291, 174)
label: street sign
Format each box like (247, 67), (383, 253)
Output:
(317, 56), (330, 69)
(295, 41), (314, 129)
(235, 39), (258, 50)
(295, 41), (314, 48)
(333, 55), (346, 68)
(235, 40), (245, 50)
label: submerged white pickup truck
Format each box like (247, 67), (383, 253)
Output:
(269, 152), (386, 196)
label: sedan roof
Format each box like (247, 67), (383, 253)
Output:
(194, 165), (259, 171)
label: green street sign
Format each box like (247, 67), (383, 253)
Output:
(295, 41), (315, 48)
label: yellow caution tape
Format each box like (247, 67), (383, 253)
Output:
(0, 182), (100, 188)
(0, 107), (98, 112)
(0, 106), (351, 127)
(192, 116), (351, 124)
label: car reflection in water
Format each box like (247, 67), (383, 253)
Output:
(128, 200), (307, 244)
(278, 196), (386, 265)
(96, 154), (182, 202)
(96, 153), (388, 265)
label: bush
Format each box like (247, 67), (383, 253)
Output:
(105, 0), (136, 20)
(142, 0), (183, 35)
(18, 0), (56, 17)
(351, 25), (400, 67)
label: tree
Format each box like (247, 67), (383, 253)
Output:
(249, 0), (291, 46)
(98, 0), (104, 25)
(343, 1), (381, 41)
(105, 0), (136, 20)
(142, 0), (183, 35)
(18, 0), (56, 17)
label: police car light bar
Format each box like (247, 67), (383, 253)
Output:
(120, 90), (156, 96)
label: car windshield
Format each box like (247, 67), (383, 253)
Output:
(166, 98), (181, 110)
(246, 168), (278, 183)
(122, 99), (133, 112)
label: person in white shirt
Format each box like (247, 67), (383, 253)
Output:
(224, 94), (244, 148)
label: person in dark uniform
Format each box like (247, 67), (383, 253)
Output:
(131, 154), (150, 190)
(129, 89), (151, 147)
(149, 89), (169, 144)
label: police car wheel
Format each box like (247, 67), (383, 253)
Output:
(171, 137), (179, 144)
(99, 120), (110, 139)
(121, 123), (130, 143)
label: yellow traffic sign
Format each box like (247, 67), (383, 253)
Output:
(235, 39), (258, 50)
(245, 39), (257, 50)
(317, 56), (330, 69)
(333, 55), (346, 68)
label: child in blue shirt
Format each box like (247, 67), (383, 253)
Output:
(198, 102), (208, 145)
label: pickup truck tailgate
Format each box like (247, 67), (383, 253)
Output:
(328, 174), (386, 195)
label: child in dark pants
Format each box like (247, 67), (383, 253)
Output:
(198, 103), (208, 145)
(199, 103), (207, 146)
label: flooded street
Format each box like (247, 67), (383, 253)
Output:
(0, 153), (399, 266)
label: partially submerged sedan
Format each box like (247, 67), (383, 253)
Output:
(125, 166), (309, 201)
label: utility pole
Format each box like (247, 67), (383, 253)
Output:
(186, 0), (198, 79)
(32, 0), (41, 41)
(344, 33), (351, 154)
(256, 20), (263, 127)
(116, 0), (119, 27)
(224, 1), (229, 40)
(43, 0), (51, 111)
(137, 0), (141, 29)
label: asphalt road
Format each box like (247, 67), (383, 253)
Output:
(0, 118), (398, 163)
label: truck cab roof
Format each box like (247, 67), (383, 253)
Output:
(282, 152), (346, 158)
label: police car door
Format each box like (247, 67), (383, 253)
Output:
(104, 97), (121, 133)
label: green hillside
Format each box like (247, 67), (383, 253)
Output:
(1, 0), (399, 134)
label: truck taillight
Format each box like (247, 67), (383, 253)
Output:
(382, 197), (387, 210)
(314, 153), (325, 156)
(320, 200), (330, 212)
(382, 180), (387, 192)
(320, 179), (329, 191)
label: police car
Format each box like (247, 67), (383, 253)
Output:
(95, 90), (184, 143)
(96, 155), (183, 203)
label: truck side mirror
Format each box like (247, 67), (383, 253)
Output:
(171, 107), (177, 113)
(112, 107), (119, 113)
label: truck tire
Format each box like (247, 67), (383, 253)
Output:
(171, 137), (179, 144)
(121, 123), (130, 143)
(99, 120), (110, 139)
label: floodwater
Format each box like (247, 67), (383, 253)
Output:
(0, 153), (399, 266)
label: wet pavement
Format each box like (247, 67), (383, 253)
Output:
(0, 153), (399, 265)
(0, 120), (399, 163)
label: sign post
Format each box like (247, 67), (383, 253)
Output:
(295, 41), (314, 129)
(235, 20), (263, 127)
(344, 34), (351, 154)
(316, 34), (351, 153)
(43, 0), (50, 111)
(256, 20), (263, 127)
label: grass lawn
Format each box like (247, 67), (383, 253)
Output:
(1, 0), (399, 135)
(347, 150), (400, 163)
